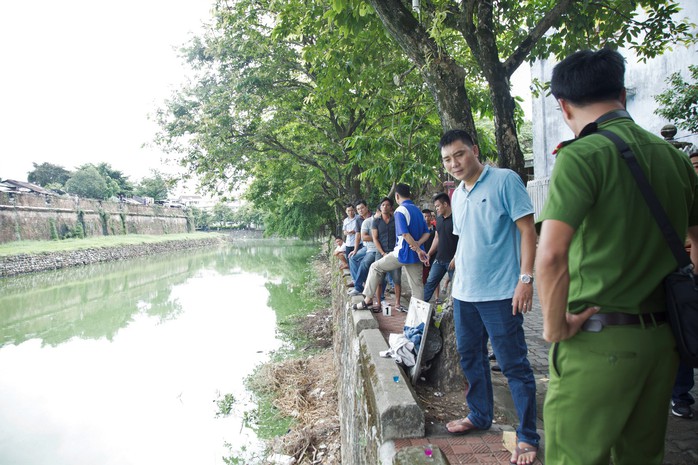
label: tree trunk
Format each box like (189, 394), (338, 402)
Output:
(367, 0), (478, 142)
(489, 76), (526, 179)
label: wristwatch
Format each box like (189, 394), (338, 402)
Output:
(519, 273), (534, 284)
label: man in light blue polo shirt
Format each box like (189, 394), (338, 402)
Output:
(352, 183), (430, 311)
(439, 129), (539, 465)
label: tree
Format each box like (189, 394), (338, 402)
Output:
(189, 206), (211, 230)
(27, 162), (72, 187)
(65, 166), (110, 200)
(93, 163), (134, 197)
(212, 202), (233, 228)
(655, 64), (698, 133)
(154, 0), (464, 237)
(135, 171), (171, 201)
(361, 0), (696, 178)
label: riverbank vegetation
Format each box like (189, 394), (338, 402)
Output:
(0, 232), (223, 257)
(222, 251), (340, 465)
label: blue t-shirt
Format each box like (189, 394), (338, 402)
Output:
(393, 199), (429, 264)
(451, 165), (534, 301)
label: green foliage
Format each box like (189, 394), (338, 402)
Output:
(214, 392), (237, 417)
(92, 163), (134, 197)
(65, 166), (110, 200)
(49, 219), (59, 241)
(154, 0), (449, 237)
(135, 170), (171, 201)
(120, 213), (127, 234)
(189, 206), (212, 230)
(655, 64), (698, 133)
(27, 162), (72, 188)
(99, 210), (109, 236)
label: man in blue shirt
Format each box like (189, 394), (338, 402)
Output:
(352, 183), (430, 311)
(440, 129), (539, 465)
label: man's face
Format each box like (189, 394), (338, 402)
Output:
(441, 140), (479, 181)
(335, 238), (342, 246)
(434, 200), (444, 216)
(380, 200), (392, 215)
(691, 156), (698, 175)
(345, 206), (355, 217)
(356, 203), (368, 217)
(423, 212), (431, 224)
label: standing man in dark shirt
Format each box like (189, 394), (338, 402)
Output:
(423, 193), (458, 303)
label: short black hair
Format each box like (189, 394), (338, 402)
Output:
(439, 129), (475, 149)
(421, 209), (432, 214)
(433, 192), (451, 205)
(355, 199), (367, 208)
(379, 196), (393, 207)
(395, 183), (411, 198)
(551, 48), (625, 105)
(345, 203), (354, 209)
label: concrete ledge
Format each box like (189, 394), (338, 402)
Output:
(350, 296), (379, 332)
(360, 328), (424, 440)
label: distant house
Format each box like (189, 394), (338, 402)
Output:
(132, 195), (154, 206)
(176, 194), (216, 210)
(0, 179), (54, 196)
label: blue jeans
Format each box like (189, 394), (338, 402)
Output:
(348, 246), (366, 284)
(453, 298), (539, 447)
(672, 361), (695, 404)
(423, 259), (453, 302)
(355, 250), (379, 293)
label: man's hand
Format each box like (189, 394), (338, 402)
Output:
(544, 307), (600, 342)
(512, 281), (533, 315)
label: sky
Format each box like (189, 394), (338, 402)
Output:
(0, 0), (214, 183)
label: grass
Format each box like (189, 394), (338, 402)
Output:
(0, 232), (224, 257)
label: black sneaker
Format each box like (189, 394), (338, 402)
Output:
(671, 401), (695, 419)
(491, 364), (501, 372)
(488, 353), (496, 361)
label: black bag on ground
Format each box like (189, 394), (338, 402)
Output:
(599, 129), (698, 367)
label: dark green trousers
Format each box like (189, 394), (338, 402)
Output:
(544, 322), (678, 465)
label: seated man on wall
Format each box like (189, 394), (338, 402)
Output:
(352, 183), (429, 311)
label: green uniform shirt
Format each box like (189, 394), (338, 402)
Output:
(537, 113), (698, 314)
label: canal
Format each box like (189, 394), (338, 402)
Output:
(0, 240), (321, 465)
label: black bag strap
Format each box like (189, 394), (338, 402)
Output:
(597, 129), (693, 272)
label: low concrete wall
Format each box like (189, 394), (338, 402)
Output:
(0, 191), (189, 243)
(0, 236), (222, 277)
(332, 265), (433, 465)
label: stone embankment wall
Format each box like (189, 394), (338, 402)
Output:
(0, 191), (189, 243)
(332, 264), (429, 465)
(0, 237), (222, 277)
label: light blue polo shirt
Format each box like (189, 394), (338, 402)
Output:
(393, 199), (428, 264)
(451, 165), (534, 302)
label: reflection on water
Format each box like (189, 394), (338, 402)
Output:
(0, 240), (319, 465)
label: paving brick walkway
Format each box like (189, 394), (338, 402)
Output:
(371, 286), (698, 465)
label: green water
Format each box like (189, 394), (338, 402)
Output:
(0, 240), (319, 465)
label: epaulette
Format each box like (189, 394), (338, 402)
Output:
(552, 122), (599, 156)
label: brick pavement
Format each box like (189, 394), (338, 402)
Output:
(371, 286), (698, 465)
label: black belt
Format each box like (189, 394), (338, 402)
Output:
(581, 311), (667, 333)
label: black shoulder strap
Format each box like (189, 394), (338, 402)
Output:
(597, 129), (692, 271)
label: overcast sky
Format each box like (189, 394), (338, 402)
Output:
(0, 0), (214, 183)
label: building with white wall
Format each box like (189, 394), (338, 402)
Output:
(529, 0), (697, 215)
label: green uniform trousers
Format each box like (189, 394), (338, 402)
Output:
(544, 322), (678, 465)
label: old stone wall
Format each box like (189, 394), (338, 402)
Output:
(332, 262), (426, 465)
(0, 236), (221, 277)
(0, 192), (189, 243)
